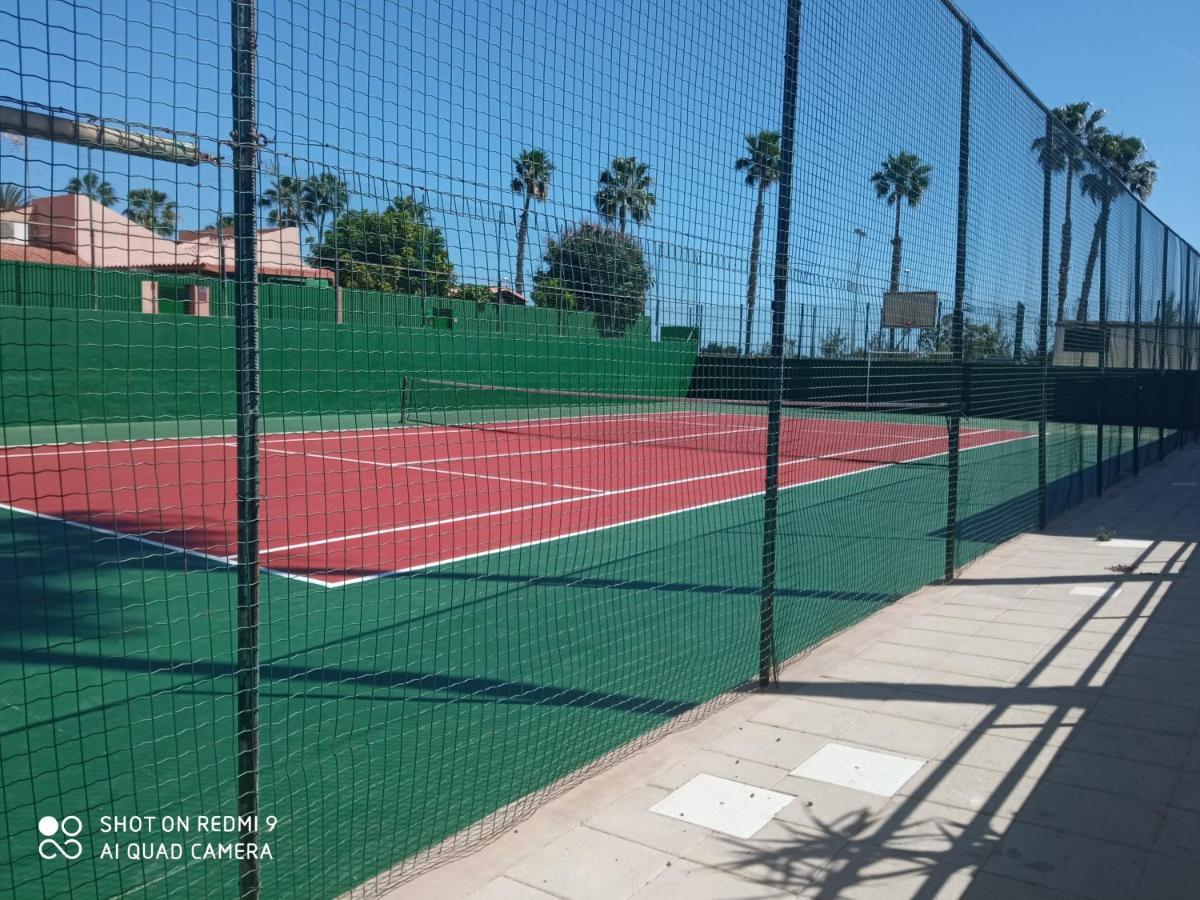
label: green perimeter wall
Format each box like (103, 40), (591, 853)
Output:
(0, 306), (696, 430)
(0, 260), (651, 340)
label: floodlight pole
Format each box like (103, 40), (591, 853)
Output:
(758, 0), (803, 687)
(944, 20), (972, 583)
(231, 1), (262, 898)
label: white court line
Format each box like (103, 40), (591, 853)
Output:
(392, 462), (604, 494)
(261, 444), (603, 494)
(259, 429), (990, 556)
(323, 432), (1038, 587)
(0, 439), (236, 460)
(0, 501), (328, 587)
(387, 424), (764, 465)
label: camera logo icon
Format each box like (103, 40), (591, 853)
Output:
(37, 816), (83, 860)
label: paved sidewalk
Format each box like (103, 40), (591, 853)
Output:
(382, 445), (1200, 900)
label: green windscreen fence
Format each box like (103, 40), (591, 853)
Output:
(1, 1), (1198, 899)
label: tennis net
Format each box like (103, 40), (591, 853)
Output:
(399, 376), (954, 464)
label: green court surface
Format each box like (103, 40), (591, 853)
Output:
(0, 415), (1162, 899)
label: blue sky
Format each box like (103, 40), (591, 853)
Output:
(1, 0), (1196, 349)
(957, 0), (1200, 250)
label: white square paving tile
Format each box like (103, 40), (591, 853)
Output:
(649, 773), (795, 839)
(1070, 584), (1120, 597)
(789, 742), (925, 797)
(1107, 538), (1153, 548)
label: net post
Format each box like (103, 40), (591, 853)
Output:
(399, 375), (412, 424)
(1095, 171), (1109, 496)
(1132, 204), (1142, 476)
(758, 0), (802, 688)
(944, 20), (972, 584)
(1037, 110), (1052, 527)
(231, 2), (262, 897)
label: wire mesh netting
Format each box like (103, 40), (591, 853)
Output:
(1, 0), (1198, 897)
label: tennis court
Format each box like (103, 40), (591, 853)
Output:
(0, 399), (1030, 588)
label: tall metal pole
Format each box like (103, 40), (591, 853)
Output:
(1037, 112), (1052, 528)
(1185, 250), (1196, 440)
(759, 0), (803, 687)
(850, 228), (865, 353)
(1095, 174), (1109, 496)
(1132, 204), (1142, 475)
(1159, 227), (1168, 460)
(944, 21), (972, 583)
(231, 2), (261, 897)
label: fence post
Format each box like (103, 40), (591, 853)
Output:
(758, 0), (802, 687)
(231, 2), (262, 897)
(1160, 229), (1168, 460)
(1095, 173), (1109, 495)
(944, 20), (972, 583)
(1133, 204), (1142, 475)
(1185, 250), (1196, 440)
(1037, 111), (1052, 527)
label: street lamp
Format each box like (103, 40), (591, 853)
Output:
(850, 227), (866, 353)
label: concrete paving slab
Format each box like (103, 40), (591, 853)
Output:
(649, 773), (795, 840)
(789, 743), (926, 797)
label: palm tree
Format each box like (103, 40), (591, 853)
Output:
(735, 131), (782, 356)
(205, 214), (236, 231)
(65, 171), (116, 207)
(302, 172), (349, 244)
(66, 173), (117, 279)
(1075, 133), (1157, 321)
(594, 156), (655, 234)
(260, 174), (305, 229)
(871, 151), (932, 349)
(1030, 102), (1106, 324)
(511, 148), (553, 296)
(870, 151), (932, 295)
(0, 183), (27, 212)
(124, 188), (177, 236)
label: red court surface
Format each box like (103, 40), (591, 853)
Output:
(0, 412), (1030, 587)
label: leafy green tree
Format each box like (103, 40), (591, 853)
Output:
(0, 183), (27, 212)
(124, 188), (177, 236)
(594, 156), (655, 234)
(533, 222), (651, 336)
(302, 172), (349, 244)
(1075, 132), (1157, 321)
(309, 195), (454, 294)
(511, 148), (553, 296)
(870, 151), (932, 293)
(205, 214), (236, 231)
(456, 284), (495, 305)
(65, 172), (116, 207)
(820, 328), (847, 358)
(735, 131), (782, 356)
(1030, 102), (1107, 324)
(260, 174), (306, 228)
(530, 276), (576, 311)
(921, 314), (1011, 360)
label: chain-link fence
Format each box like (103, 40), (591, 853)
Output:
(1, 0), (1197, 897)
